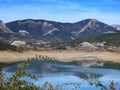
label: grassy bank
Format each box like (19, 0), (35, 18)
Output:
(0, 50), (120, 64)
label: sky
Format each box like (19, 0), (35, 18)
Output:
(0, 0), (120, 24)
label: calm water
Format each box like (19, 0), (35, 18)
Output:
(4, 60), (120, 90)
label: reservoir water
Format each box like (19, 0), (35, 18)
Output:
(4, 60), (120, 90)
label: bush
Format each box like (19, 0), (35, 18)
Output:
(56, 44), (67, 50)
(0, 63), (39, 90)
(0, 40), (24, 52)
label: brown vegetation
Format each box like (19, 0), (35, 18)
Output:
(0, 50), (120, 63)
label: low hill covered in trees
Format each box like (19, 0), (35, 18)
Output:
(0, 40), (23, 52)
(69, 33), (120, 46)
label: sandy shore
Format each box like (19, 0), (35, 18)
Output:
(0, 50), (120, 63)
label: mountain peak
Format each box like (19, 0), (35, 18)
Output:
(86, 18), (98, 21)
(84, 18), (101, 23)
(0, 20), (13, 34)
(75, 18), (99, 25)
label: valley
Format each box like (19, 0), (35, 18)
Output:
(0, 18), (120, 64)
(1, 0), (120, 89)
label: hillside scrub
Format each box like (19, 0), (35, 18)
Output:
(0, 40), (23, 52)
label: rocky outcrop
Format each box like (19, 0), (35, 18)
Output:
(18, 30), (30, 35)
(80, 42), (97, 51)
(11, 41), (26, 47)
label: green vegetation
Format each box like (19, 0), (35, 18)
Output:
(56, 44), (67, 50)
(27, 55), (56, 62)
(103, 62), (120, 69)
(0, 63), (39, 90)
(91, 61), (120, 70)
(69, 33), (120, 46)
(0, 40), (16, 51)
(0, 40), (23, 52)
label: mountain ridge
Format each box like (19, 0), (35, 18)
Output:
(1, 18), (118, 42)
(112, 25), (120, 31)
(0, 20), (13, 34)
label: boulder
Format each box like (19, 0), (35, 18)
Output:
(80, 42), (97, 51)
(11, 41), (26, 47)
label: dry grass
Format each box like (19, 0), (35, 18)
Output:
(0, 50), (120, 63)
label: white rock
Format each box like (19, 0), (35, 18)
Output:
(104, 31), (116, 34)
(11, 41), (26, 47)
(43, 28), (59, 36)
(78, 19), (97, 34)
(18, 30), (30, 35)
(93, 42), (105, 47)
(80, 42), (97, 50)
(70, 36), (75, 40)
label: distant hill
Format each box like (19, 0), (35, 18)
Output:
(112, 25), (120, 31)
(0, 20), (13, 34)
(69, 33), (120, 46)
(0, 20), (15, 42)
(6, 19), (118, 42)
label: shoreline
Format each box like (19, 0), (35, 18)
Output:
(0, 50), (120, 64)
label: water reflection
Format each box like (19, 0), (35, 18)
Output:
(5, 61), (103, 79)
(4, 60), (120, 90)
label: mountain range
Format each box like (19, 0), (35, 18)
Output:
(0, 19), (119, 42)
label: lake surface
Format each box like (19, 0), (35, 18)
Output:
(4, 60), (120, 90)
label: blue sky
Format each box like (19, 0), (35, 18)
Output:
(0, 0), (120, 24)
